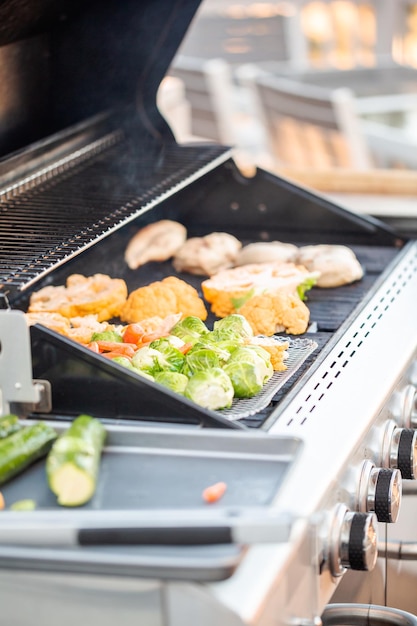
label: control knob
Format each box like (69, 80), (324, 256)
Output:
(383, 422), (417, 480)
(329, 505), (378, 577)
(358, 461), (402, 523)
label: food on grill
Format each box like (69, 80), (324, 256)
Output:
(184, 367), (235, 410)
(297, 245), (364, 287)
(46, 414), (106, 507)
(235, 241), (298, 266)
(120, 276), (207, 323)
(239, 292), (310, 336)
(0, 414), (21, 439)
(249, 336), (289, 372)
(154, 371), (189, 394)
(0, 422), (57, 486)
(25, 311), (117, 344)
(223, 346), (273, 398)
(201, 262), (318, 334)
(172, 232), (242, 276)
(170, 315), (210, 345)
(89, 314), (288, 411)
(0, 492), (4, 510)
(124, 219), (187, 270)
(202, 481), (227, 504)
(28, 274), (128, 322)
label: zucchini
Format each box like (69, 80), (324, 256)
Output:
(0, 422), (57, 485)
(0, 414), (21, 439)
(46, 414), (106, 507)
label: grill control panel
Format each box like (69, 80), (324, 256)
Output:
(320, 352), (417, 585)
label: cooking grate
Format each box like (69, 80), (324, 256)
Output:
(0, 137), (230, 299)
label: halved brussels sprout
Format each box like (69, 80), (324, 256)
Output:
(184, 367), (234, 410)
(227, 346), (273, 383)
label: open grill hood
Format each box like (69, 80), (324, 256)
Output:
(0, 0), (410, 432)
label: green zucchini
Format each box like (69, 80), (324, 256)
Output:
(46, 414), (106, 507)
(0, 414), (21, 439)
(0, 422), (57, 485)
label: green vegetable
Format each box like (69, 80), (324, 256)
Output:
(111, 356), (135, 369)
(184, 367), (234, 410)
(154, 371), (188, 394)
(0, 414), (21, 439)
(212, 314), (254, 342)
(10, 499), (36, 511)
(223, 361), (264, 398)
(149, 338), (185, 372)
(91, 330), (123, 342)
(131, 346), (163, 375)
(46, 415), (106, 507)
(228, 346), (273, 381)
(297, 276), (317, 301)
(183, 346), (220, 375)
(0, 422), (57, 486)
(231, 288), (255, 310)
(170, 316), (209, 345)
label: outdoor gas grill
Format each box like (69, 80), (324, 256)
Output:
(0, 1), (417, 625)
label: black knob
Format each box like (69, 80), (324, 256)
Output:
(391, 428), (417, 479)
(372, 468), (402, 523)
(340, 512), (378, 572)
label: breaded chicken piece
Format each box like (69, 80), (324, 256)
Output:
(120, 276), (207, 323)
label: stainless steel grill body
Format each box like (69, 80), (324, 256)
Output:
(0, 1), (417, 624)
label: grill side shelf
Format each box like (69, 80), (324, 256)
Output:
(29, 324), (244, 430)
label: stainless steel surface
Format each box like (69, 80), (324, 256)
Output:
(322, 603), (417, 626)
(0, 309), (46, 415)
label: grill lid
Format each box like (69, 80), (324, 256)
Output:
(0, 0), (202, 157)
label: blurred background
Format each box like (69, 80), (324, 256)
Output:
(157, 0), (417, 223)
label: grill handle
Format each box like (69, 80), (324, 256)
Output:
(322, 604), (417, 626)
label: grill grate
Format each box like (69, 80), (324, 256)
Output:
(0, 138), (230, 298)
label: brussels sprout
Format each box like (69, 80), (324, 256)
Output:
(170, 316), (209, 345)
(149, 338), (185, 372)
(223, 360), (265, 398)
(111, 356), (135, 369)
(91, 330), (123, 342)
(184, 368), (234, 410)
(131, 346), (163, 375)
(227, 346), (273, 383)
(212, 314), (253, 342)
(154, 371), (188, 394)
(183, 347), (221, 376)
(195, 335), (237, 363)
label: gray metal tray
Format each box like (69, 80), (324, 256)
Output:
(0, 421), (302, 581)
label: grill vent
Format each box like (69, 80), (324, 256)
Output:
(285, 248), (417, 428)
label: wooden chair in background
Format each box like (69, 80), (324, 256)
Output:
(236, 64), (373, 171)
(167, 55), (239, 145)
